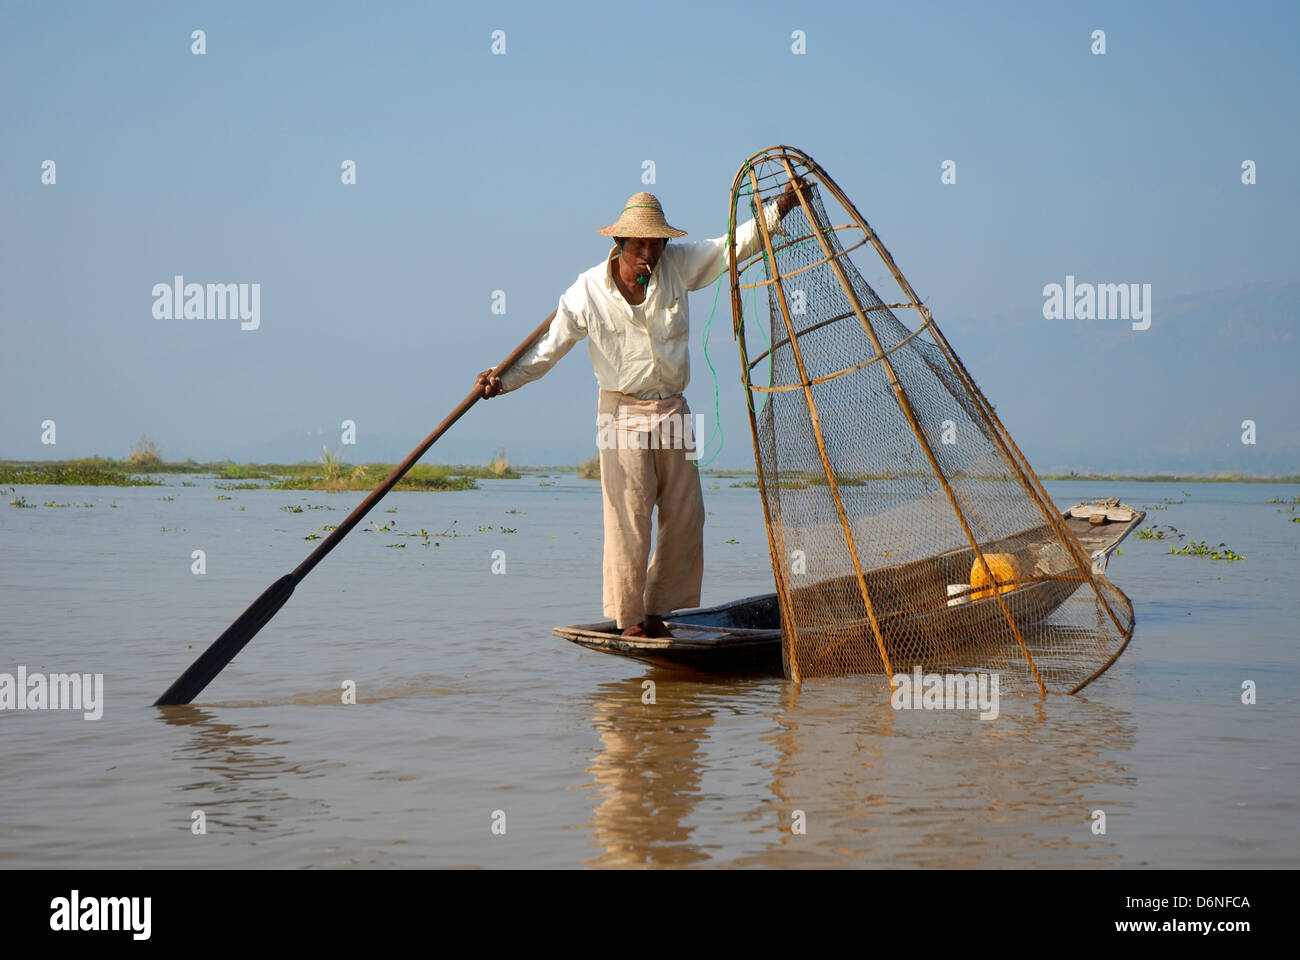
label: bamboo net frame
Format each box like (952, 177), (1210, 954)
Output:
(727, 145), (1136, 694)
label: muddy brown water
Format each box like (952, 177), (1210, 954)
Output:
(1, 476), (1296, 867)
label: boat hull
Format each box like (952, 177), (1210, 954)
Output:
(552, 502), (1143, 673)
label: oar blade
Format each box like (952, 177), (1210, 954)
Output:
(153, 574), (297, 706)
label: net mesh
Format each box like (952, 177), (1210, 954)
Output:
(728, 146), (1136, 693)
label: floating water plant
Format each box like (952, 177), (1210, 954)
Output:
(1169, 540), (1244, 560)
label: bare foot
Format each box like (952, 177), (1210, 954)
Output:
(621, 623), (648, 637)
(643, 615), (674, 639)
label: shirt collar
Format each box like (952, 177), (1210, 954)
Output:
(604, 245), (620, 293)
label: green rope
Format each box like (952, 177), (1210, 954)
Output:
(700, 161), (831, 450)
(695, 187), (779, 468)
(695, 269), (727, 469)
(696, 162), (831, 466)
(694, 200), (750, 469)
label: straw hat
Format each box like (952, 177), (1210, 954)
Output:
(596, 192), (687, 239)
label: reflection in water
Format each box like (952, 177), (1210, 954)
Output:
(743, 678), (1138, 867)
(156, 706), (336, 837)
(579, 672), (716, 867)
(755, 680), (894, 864)
(577, 668), (1139, 867)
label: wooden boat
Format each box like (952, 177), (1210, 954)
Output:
(552, 500), (1144, 672)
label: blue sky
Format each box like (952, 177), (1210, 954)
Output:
(2, 0), (1297, 471)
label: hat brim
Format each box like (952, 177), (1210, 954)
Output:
(596, 224), (687, 238)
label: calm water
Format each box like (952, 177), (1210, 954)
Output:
(1, 475), (1297, 868)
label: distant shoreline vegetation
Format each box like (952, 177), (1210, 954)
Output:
(1, 458), (1296, 489)
(1035, 472), (1300, 483)
(0, 456), (520, 491)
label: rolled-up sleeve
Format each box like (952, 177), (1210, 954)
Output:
(672, 201), (787, 292)
(498, 282), (588, 393)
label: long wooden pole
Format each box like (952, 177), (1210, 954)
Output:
(153, 311), (558, 706)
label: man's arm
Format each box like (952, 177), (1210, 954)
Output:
(477, 284), (588, 398)
(672, 179), (807, 292)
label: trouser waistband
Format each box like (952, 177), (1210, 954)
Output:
(600, 388), (683, 402)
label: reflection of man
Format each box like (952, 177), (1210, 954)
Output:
(584, 677), (714, 867)
(477, 186), (801, 637)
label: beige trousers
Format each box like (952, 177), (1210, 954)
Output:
(598, 389), (706, 629)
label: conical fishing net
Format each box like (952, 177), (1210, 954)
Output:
(728, 146), (1136, 693)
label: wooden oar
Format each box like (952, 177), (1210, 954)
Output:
(152, 311), (558, 706)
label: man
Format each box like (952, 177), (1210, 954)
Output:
(477, 184), (803, 637)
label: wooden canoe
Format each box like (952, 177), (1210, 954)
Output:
(552, 501), (1145, 672)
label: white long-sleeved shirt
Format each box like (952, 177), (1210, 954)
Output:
(499, 202), (786, 399)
